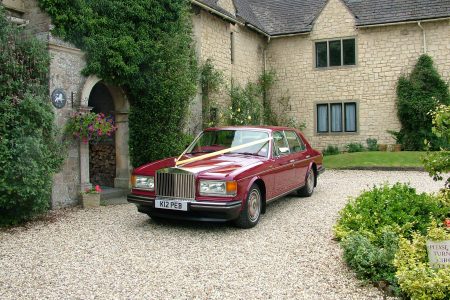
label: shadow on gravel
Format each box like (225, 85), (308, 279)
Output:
(133, 191), (312, 232)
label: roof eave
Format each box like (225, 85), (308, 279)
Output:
(191, 0), (244, 26)
(357, 16), (450, 28)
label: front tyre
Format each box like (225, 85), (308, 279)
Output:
(298, 168), (315, 197)
(234, 184), (261, 229)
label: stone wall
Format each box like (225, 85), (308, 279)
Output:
(49, 41), (87, 208)
(267, 0), (450, 150)
(23, 0), (50, 34)
(191, 9), (266, 126)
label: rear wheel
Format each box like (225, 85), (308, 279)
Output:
(234, 184), (261, 229)
(298, 168), (315, 197)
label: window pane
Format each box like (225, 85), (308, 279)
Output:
(285, 131), (303, 153)
(273, 131), (290, 156)
(331, 103), (342, 132)
(317, 104), (328, 133)
(315, 42), (327, 68)
(329, 40), (341, 66)
(343, 39), (356, 65)
(345, 103), (357, 132)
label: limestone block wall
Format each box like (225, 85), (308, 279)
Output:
(267, 0), (450, 150)
(231, 25), (265, 86)
(49, 42), (87, 208)
(191, 9), (265, 121)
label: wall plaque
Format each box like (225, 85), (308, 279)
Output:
(427, 240), (450, 269)
(51, 89), (67, 109)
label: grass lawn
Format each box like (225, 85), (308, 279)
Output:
(323, 151), (426, 169)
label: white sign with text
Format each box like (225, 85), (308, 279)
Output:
(426, 240), (450, 269)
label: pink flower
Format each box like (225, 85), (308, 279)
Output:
(82, 137), (88, 144)
(95, 185), (102, 193)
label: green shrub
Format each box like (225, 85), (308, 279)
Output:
(394, 224), (450, 300)
(323, 145), (340, 156)
(366, 138), (379, 151)
(345, 142), (365, 153)
(225, 83), (263, 126)
(396, 54), (450, 150)
(0, 8), (63, 226)
(335, 183), (448, 241)
(342, 230), (400, 290)
(335, 183), (448, 291)
(422, 104), (450, 188)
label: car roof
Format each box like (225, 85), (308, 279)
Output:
(204, 125), (294, 132)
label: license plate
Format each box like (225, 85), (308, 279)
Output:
(155, 199), (188, 211)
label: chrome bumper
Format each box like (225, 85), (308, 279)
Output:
(127, 194), (243, 222)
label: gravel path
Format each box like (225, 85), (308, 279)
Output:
(0, 171), (443, 300)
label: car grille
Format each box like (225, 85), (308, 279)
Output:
(156, 170), (196, 200)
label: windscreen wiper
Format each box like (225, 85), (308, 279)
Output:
(187, 150), (214, 154)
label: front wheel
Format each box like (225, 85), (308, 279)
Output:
(298, 168), (315, 197)
(234, 184), (261, 229)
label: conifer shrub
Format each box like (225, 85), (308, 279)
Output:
(396, 54), (450, 150)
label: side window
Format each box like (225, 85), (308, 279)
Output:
(285, 131), (305, 153)
(272, 131), (290, 156)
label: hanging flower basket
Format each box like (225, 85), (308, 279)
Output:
(65, 112), (117, 144)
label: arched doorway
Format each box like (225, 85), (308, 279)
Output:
(88, 82), (116, 187)
(79, 75), (131, 192)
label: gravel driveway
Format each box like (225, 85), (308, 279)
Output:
(0, 170), (443, 300)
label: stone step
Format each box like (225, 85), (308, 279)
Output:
(99, 187), (129, 204)
(102, 197), (129, 206)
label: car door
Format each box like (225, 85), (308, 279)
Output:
(271, 131), (296, 195)
(284, 130), (309, 188)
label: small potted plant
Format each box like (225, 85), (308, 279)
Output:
(65, 112), (117, 144)
(81, 185), (102, 208)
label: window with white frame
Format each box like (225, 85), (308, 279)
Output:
(315, 38), (356, 68)
(316, 102), (357, 133)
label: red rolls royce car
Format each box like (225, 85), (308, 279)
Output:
(127, 126), (324, 228)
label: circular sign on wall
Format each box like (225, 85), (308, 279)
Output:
(51, 89), (67, 109)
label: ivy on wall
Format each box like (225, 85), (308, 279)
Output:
(38, 0), (198, 166)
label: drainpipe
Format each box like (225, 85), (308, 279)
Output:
(417, 21), (427, 54)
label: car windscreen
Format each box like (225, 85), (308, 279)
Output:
(186, 130), (270, 157)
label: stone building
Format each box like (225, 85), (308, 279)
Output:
(1, 0), (450, 207)
(193, 0), (450, 149)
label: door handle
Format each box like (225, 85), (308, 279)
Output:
(289, 159), (295, 163)
(306, 155), (311, 159)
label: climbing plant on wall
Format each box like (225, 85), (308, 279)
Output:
(38, 0), (198, 166)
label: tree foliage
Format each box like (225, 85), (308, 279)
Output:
(38, 0), (198, 166)
(396, 54), (450, 150)
(0, 7), (63, 226)
(422, 104), (450, 187)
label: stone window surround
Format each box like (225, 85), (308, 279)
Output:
(312, 36), (359, 70)
(313, 100), (360, 136)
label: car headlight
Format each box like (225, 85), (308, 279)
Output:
(132, 175), (155, 191)
(199, 180), (237, 197)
